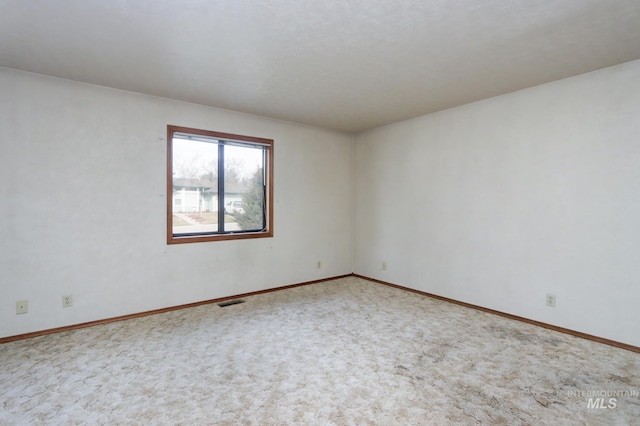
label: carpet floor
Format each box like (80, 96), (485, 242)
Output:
(1, 276), (638, 425)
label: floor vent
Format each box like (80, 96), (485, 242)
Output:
(218, 299), (246, 308)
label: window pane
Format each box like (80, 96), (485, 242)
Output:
(167, 125), (273, 244)
(172, 137), (219, 235)
(224, 144), (265, 231)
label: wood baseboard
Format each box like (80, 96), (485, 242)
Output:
(4, 272), (638, 354)
(353, 274), (640, 354)
(0, 274), (352, 344)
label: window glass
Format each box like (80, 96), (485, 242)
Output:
(167, 126), (273, 244)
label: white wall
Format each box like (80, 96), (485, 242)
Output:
(354, 60), (640, 347)
(0, 68), (353, 338)
(4, 60), (640, 347)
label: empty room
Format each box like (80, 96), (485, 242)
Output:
(1, 1), (639, 424)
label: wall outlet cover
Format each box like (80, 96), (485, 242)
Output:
(62, 295), (73, 308)
(16, 300), (28, 314)
(546, 293), (556, 307)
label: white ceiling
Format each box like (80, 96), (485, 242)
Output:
(2, 1), (640, 133)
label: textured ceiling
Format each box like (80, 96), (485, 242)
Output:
(1, 0), (640, 133)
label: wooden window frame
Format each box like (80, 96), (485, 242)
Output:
(167, 125), (274, 244)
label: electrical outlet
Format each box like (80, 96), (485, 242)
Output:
(546, 293), (556, 307)
(317, 261), (322, 269)
(62, 295), (73, 308)
(382, 261), (387, 271)
(16, 300), (28, 315)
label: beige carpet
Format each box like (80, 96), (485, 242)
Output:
(1, 276), (638, 425)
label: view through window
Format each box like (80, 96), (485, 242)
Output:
(167, 126), (273, 243)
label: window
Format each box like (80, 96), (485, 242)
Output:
(167, 125), (273, 244)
